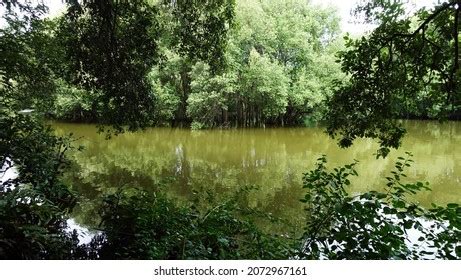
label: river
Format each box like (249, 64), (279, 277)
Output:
(52, 120), (461, 230)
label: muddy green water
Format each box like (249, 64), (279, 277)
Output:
(53, 121), (461, 228)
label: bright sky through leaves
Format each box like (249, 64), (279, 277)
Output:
(1, 0), (438, 34)
(311, 0), (437, 34)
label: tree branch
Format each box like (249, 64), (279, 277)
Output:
(452, 2), (460, 80)
(395, 1), (454, 39)
(449, 1), (460, 109)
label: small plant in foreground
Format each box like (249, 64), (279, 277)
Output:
(300, 153), (461, 260)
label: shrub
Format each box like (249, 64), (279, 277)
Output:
(300, 153), (461, 260)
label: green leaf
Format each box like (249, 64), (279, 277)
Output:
(393, 201), (405, 208)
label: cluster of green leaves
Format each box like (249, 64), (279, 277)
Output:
(0, 12), (63, 113)
(0, 1), (100, 123)
(0, 0), (84, 259)
(187, 62), (236, 128)
(326, 0), (461, 157)
(146, 0), (344, 128)
(59, 0), (160, 132)
(2, 0), (460, 261)
(38, 0), (239, 130)
(78, 186), (296, 260)
(163, 0), (236, 72)
(3, 0), (343, 129)
(301, 153), (461, 259)
(0, 113), (80, 259)
(52, 79), (99, 122)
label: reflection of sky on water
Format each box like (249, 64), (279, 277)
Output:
(66, 219), (96, 245)
(0, 159), (17, 186)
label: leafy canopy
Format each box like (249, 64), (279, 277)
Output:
(60, 0), (159, 132)
(326, 0), (461, 157)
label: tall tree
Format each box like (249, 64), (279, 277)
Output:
(154, 0), (236, 126)
(0, 0), (79, 259)
(164, 0), (235, 72)
(0, 0), (59, 112)
(175, 0), (342, 128)
(60, 0), (159, 132)
(326, 0), (461, 157)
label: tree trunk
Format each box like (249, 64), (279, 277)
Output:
(176, 62), (191, 127)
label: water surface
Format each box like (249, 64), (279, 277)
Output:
(53, 121), (461, 228)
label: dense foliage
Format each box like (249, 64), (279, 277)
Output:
(326, 0), (461, 157)
(9, 0), (343, 128)
(59, 0), (159, 132)
(0, 1), (80, 259)
(0, 114), (80, 259)
(149, 0), (343, 128)
(301, 154), (461, 259)
(1, 0), (460, 260)
(81, 187), (296, 260)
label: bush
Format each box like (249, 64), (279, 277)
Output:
(51, 80), (97, 122)
(190, 121), (206, 130)
(300, 153), (461, 260)
(82, 187), (297, 260)
(0, 113), (79, 259)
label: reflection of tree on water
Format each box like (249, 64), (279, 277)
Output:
(55, 121), (461, 230)
(257, 183), (306, 234)
(66, 162), (161, 228)
(403, 120), (461, 141)
(174, 143), (192, 196)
